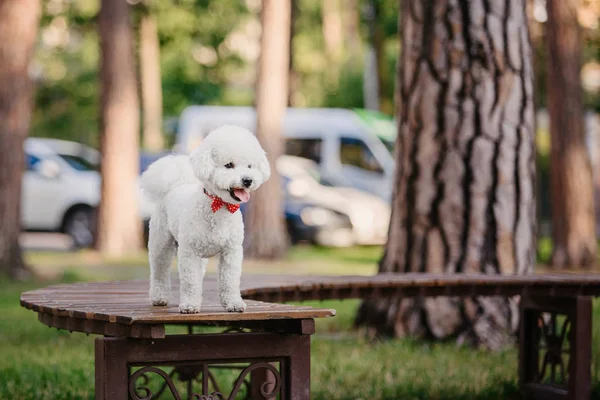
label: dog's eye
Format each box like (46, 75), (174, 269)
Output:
(248, 165), (252, 169)
(224, 162), (235, 169)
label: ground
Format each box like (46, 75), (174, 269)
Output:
(2, 244), (600, 399)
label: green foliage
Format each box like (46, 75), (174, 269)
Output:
(33, 0), (99, 146)
(33, 0), (404, 148)
(146, 0), (251, 115)
(33, 0), (597, 150)
(33, 0), (253, 147)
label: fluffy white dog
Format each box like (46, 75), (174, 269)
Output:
(141, 125), (270, 313)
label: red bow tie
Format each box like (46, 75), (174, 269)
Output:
(204, 189), (240, 214)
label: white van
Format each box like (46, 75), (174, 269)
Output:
(176, 106), (396, 201)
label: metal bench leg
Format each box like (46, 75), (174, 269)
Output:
(251, 337), (310, 400)
(519, 295), (592, 400)
(95, 329), (312, 400)
(95, 336), (128, 400)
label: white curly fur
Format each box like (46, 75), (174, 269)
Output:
(141, 125), (270, 313)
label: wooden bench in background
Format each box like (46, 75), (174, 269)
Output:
(21, 273), (600, 400)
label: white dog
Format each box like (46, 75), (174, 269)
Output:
(141, 125), (270, 313)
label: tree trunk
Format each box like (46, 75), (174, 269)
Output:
(244, 0), (291, 260)
(0, 0), (40, 279)
(288, 0), (298, 106)
(356, 0), (536, 350)
(363, 0), (384, 111)
(342, 0), (362, 62)
(140, 13), (164, 152)
(546, 0), (596, 268)
(96, 0), (143, 256)
(322, 0), (343, 60)
(322, 0), (343, 84)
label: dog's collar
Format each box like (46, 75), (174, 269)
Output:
(204, 189), (240, 214)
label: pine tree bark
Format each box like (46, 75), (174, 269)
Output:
(0, 0), (40, 279)
(356, 0), (536, 350)
(244, 0), (291, 259)
(96, 0), (143, 256)
(546, 0), (596, 268)
(140, 13), (164, 152)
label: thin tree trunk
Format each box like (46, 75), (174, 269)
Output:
(288, 0), (298, 106)
(363, 0), (381, 111)
(322, 0), (343, 84)
(244, 0), (291, 260)
(342, 0), (362, 62)
(96, 0), (143, 256)
(322, 0), (343, 59)
(140, 13), (164, 152)
(356, 0), (536, 350)
(547, 0), (596, 268)
(0, 0), (40, 279)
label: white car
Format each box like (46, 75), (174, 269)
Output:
(22, 138), (153, 248)
(278, 155), (390, 247)
(177, 106), (396, 202)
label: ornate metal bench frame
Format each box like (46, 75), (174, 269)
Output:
(96, 322), (313, 400)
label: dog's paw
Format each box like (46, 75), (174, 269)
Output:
(149, 287), (170, 307)
(152, 298), (169, 307)
(222, 298), (247, 313)
(179, 302), (202, 314)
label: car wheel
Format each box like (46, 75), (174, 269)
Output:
(287, 218), (307, 245)
(64, 208), (95, 249)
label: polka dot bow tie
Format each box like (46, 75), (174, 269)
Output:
(204, 189), (240, 214)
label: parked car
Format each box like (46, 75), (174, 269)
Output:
(22, 138), (154, 248)
(33, 137), (101, 169)
(176, 106), (396, 202)
(352, 108), (396, 155)
(140, 151), (175, 174)
(277, 155), (390, 247)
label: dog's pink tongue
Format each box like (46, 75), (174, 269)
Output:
(234, 189), (250, 203)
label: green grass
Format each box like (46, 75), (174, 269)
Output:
(24, 244), (381, 280)
(5, 245), (600, 399)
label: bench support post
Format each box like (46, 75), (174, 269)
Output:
(519, 295), (592, 400)
(95, 326), (312, 400)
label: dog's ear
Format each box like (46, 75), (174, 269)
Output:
(258, 150), (271, 182)
(189, 142), (215, 182)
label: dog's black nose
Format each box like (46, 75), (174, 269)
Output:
(242, 177), (253, 188)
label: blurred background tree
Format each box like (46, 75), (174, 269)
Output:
(138, 2), (164, 152)
(244, 0), (291, 259)
(528, 0), (600, 262)
(95, 0), (142, 256)
(546, 0), (597, 268)
(0, 0), (41, 279)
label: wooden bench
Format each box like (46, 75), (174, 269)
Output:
(21, 273), (600, 400)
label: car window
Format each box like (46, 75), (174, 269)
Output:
(58, 154), (97, 171)
(382, 139), (395, 155)
(25, 154), (41, 171)
(340, 137), (383, 173)
(285, 138), (322, 163)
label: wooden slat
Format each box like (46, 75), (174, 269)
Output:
(20, 272), (600, 338)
